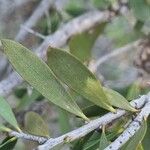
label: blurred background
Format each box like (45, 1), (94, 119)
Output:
(0, 0), (150, 149)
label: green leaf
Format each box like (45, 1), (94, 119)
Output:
(69, 23), (106, 62)
(0, 137), (17, 150)
(50, 11), (61, 33)
(82, 104), (107, 118)
(126, 82), (141, 101)
(83, 132), (101, 150)
(72, 132), (94, 150)
(107, 116), (131, 138)
(18, 88), (42, 111)
(1, 39), (87, 121)
(142, 116), (150, 150)
(99, 126), (109, 150)
(14, 87), (27, 98)
(0, 96), (20, 131)
(84, 139), (100, 150)
(137, 143), (144, 150)
(121, 119), (147, 150)
(129, 0), (150, 22)
(83, 125), (124, 150)
(0, 125), (11, 132)
(57, 108), (71, 134)
(25, 111), (50, 137)
(91, 0), (111, 9)
(65, 0), (86, 17)
(47, 47), (115, 112)
(82, 117), (130, 150)
(103, 87), (137, 112)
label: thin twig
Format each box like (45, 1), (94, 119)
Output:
(45, 9), (52, 34)
(21, 25), (46, 39)
(0, 10), (110, 97)
(15, 0), (54, 41)
(36, 10), (110, 58)
(35, 94), (149, 150)
(105, 93), (150, 150)
(0, 0), (53, 80)
(4, 93), (149, 150)
(0, 72), (23, 96)
(10, 131), (48, 144)
(89, 40), (141, 72)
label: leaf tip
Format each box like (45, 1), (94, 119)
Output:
(132, 108), (139, 112)
(1, 38), (9, 45)
(109, 106), (116, 113)
(1, 39), (13, 51)
(80, 114), (90, 122)
(129, 105), (139, 112)
(16, 127), (22, 133)
(47, 46), (56, 53)
(143, 116), (147, 121)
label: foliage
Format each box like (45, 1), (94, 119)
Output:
(1, 39), (87, 121)
(24, 111), (50, 137)
(121, 119), (147, 150)
(0, 0), (149, 149)
(0, 96), (20, 132)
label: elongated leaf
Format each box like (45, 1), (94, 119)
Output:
(121, 119), (147, 150)
(57, 108), (71, 134)
(0, 125), (11, 132)
(47, 47), (115, 112)
(25, 111), (50, 137)
(72, 132), (94, 150)
(1, 39), (87, 121)
(103, 87), (137, 112)
(107, 115), (130, 135)
(142, 116), (150, 150)
(0, 137), (17, 150)
(83, 125), (123, 150)
(84, 139), (100, 150)
(83, 132), (101, 150)
(69, 23), (106, 62)
(99, 127), (109, 150)
(126, 82), (141, 101)
(0, 96), (20, 131)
